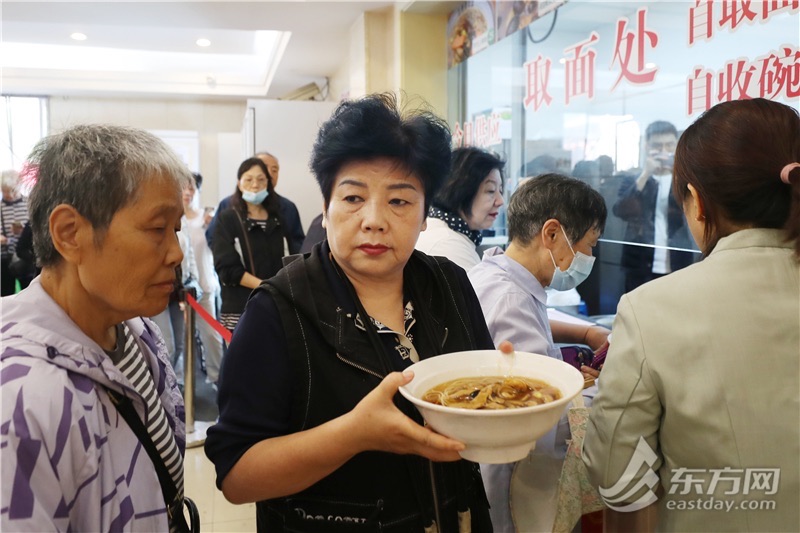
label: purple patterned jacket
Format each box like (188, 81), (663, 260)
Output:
(1, 278), (186, 531)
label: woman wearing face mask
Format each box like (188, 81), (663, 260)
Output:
(213, 157), (285, 332)
(468, 173), (610, 532)
(469, 173), (610, 365)
(415, 146), (505, 271)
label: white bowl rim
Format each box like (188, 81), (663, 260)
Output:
(398, 349), (583, 417)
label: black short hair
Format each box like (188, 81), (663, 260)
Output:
(192, 172), (203, 189)
(433, 147), (505, 218)
(310, 92), (452, 212)
(645, 120), (678, 140)
(508, 173), (607, 245)
(572, 160), (599, 182)
(520, 154), (558, 178)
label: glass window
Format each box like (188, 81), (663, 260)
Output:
(1, 96), (49, 184)
(448, 0), (799, 315)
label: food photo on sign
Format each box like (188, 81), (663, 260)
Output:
(447, 1), (495, 67)
(495, 0), (539, 41)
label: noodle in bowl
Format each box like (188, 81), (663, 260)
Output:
(399, 350), (584, 463)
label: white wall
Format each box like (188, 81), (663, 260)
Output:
(216, 132), (244, 207)
(48, 96), (247, 208)
(245, 99), (338, 234)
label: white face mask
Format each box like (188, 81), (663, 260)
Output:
(548, 226), (595, 291)
(242, 188), (268, 205)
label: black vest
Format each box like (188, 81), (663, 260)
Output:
(254, 243), (492, 532)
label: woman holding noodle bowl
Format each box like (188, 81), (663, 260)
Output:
(206, 93), (507, 532)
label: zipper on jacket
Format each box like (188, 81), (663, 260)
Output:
(334, 306), (388, 380)
(335, 353), (385, 380)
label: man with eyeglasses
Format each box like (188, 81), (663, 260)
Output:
(613, 120), (696, 293)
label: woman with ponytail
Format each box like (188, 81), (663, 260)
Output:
(584, 98), (800, 532)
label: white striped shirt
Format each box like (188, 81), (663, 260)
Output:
(110, 324), (184, 518)
(1, 197), (29, 254)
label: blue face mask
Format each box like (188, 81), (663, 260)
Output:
(548, 226), (595, 291)
(242, 188), (268, 205)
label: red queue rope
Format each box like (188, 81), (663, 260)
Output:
(185, 293), (233, 344)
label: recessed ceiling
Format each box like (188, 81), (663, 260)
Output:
(0, 0), (408, 99)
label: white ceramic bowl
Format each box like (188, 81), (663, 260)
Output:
(399, 350), (583, 464)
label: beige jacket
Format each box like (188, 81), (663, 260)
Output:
(583, 228), (800, 532)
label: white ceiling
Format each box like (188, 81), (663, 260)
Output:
(1, 1), (459, 100)
(8, 1), (787, 102)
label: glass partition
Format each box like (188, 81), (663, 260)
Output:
(447, 0), (799, 315)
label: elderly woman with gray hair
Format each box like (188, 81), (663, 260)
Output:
(1, 125), (194, 531)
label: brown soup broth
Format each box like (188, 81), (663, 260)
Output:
(422, 376), (561, 410)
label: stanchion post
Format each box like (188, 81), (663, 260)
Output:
(182, 287), (213, 448)
(183, 287), (196, 435)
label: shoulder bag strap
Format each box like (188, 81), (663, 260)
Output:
(106, 389), (194, 532)
(233, 210), (257, 275)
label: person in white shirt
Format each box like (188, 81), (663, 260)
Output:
(182, 173), (224, 388)
(415, 147), (504, 270)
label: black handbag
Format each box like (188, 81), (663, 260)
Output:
(107, 389), (200, 532)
